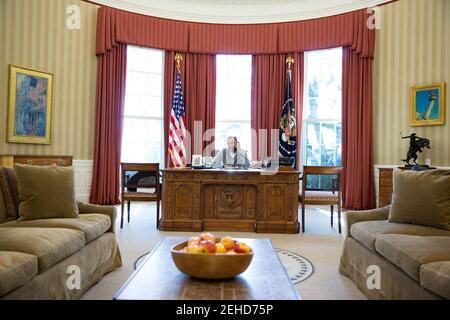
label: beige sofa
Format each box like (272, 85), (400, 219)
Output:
(0, 195), (122, 299)
(339, 205), (450, 300)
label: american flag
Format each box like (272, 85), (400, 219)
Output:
(168, 69), (187, 167)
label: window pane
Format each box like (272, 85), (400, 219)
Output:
(215, 55), (252, 160)
(320, 122), (335, 146)
(336, 123), (342, 145)
(304, 47), (342, 121)
(305, 122), (320, 146)
(302, 47), (342, 168)
(303, 121), (341, 167)
(122, 118), (162, 163)
(306, 174), (339, 190)
(121, 141), (161, 163)
(122, 46), (164, 165)
(124, 95), (162, 118)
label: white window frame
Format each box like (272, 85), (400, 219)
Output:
(300, 48), (342, 167)
(215, 54), (252, 159)
(122, 46), (165, 167)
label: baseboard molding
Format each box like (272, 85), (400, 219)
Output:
(74, 160), (93, 203)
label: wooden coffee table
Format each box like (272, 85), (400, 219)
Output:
(114, 237), (301, 300)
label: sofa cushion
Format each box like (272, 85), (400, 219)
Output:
(14, 164), (79, 220)
(0, 251), (38, 296)
(350, 220), (450, 252)
(389, 169), (450, 230)
(375, 234), (450, 281)
(420, 261), (450, 299)
(0, 214), (111, 243)
(0, 167), (19, 221)
(0, 227), (85, 272)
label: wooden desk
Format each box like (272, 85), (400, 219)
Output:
(114, 237), (301, 300)
(160, 168), (300, 234)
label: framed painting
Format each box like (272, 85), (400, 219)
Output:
(7, 65), (54, 144)
(409, 82), (446, 126)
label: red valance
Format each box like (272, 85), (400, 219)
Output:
(96, 6), (375, 57)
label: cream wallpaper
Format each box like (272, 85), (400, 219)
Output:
(0, 0), (98, 160)
(373, 0), (450, 166)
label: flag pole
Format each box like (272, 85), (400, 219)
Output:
(175, 53), (183, 72)
(286, 56), (294, 80)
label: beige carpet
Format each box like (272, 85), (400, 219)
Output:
(81, 203), (366, 300)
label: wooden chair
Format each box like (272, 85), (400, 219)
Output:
(299, 166), (343, 233)
(120, 163), (161, 229)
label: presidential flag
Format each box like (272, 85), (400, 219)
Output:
(168, 69), (187, 167)
(279, 67), (297, 166)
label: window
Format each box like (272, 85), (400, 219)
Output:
(121, 46), (164, 165)
(215, 55), (252, 159)
(302, 47), (342, 188)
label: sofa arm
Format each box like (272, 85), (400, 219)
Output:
(77, 201), (117, 234)
(345, 206), (390, 237)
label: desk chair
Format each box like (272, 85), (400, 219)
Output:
(299, 166), (343, 233)
(120, 163), (161, 229)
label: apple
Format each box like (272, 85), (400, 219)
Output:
(187, 245), (204, 254)
(220, 236), (235, 250)
(188, 236), (201, 246)
(200, 232), (216, 242)
(199, 240), (216, 254)
(215, 243), (227, 253)
(234, 242), (251, 254)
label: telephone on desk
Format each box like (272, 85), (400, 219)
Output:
(191, 155), (213, 169)
(262, 157), (295, 168)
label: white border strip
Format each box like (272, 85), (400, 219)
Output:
(73, 160), (93, 203)
(88, 0), (392, 24)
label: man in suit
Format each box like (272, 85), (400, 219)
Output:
(212, 136), (250, 168)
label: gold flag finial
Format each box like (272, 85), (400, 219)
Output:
(175, 53), (183, 71)
(286, 56), (294, 70)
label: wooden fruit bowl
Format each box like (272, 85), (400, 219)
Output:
(170, 239), (253, 279)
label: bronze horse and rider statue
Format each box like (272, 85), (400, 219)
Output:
(401, 133), (431, 167)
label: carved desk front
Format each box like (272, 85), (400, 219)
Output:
(160, 168), (300, 234)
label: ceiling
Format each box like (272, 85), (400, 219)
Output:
(88, 0), (392, 24)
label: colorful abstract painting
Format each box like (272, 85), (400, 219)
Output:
(7, 65), (53, 144)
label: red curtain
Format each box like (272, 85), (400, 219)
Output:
(97, 6), (373, 57)
(251, 53), (304, 167)
(89, 43), (127, 205)
(164, 52), (216, 167)
(341, 15), (376, 210)
(341, 11), (376, 210)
